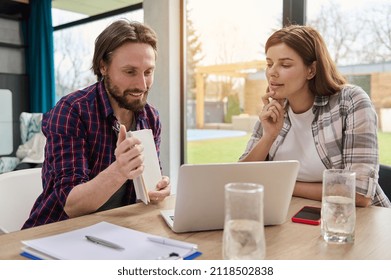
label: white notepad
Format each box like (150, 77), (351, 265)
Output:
(21, 222), (198, 260)
(128, 129), (162, 204)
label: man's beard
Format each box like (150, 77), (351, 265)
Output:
(104, 75), (148, 112)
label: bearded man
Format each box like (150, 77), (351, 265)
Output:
(23, 20), (171, 229)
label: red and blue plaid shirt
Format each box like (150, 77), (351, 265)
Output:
(22, 81), (161, 228)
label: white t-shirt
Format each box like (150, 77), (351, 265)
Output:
(274, 106), (325, 182)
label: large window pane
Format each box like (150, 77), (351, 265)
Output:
(307, 0), (391, 165)
(52, 9), (143, 101)
(52, 8), (87, 26)
(185, 0), (283, 164)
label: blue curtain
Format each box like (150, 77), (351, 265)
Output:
(24, 0), (55, 113)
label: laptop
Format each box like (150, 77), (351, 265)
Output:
(161, 160), (300, 233)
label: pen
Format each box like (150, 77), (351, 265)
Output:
(85, 235), (125, 250)
(147, 236), (198, 250)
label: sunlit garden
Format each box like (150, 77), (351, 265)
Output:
(187, 132), (391, 166)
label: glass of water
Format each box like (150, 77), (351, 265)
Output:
(321, 169), (356, 244)
(223, 182), (266, 259)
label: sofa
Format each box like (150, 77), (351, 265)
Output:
(0, 112), (44, 174)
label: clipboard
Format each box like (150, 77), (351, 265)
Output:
(20, 222), (201, 260)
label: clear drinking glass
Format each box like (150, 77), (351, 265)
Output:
(223, 182), (266, 259)
(321, 169), (356, 244)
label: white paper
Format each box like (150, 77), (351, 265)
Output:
(21, 222), (198, 260)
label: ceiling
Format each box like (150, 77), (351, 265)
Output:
(0, 0), (143, 19)
(52, 0), (143, 16)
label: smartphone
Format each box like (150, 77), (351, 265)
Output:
(291, 206), (321, 225)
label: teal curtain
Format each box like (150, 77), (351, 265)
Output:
(24, 0), (55, 113)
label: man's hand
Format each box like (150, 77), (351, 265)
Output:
(148, 176), (171, 203)
(114, 124), (144, 180)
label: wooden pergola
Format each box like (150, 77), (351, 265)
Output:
(194, 60), (266, 128)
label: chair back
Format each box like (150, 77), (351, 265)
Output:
(379, 164), (391, 201)
(0, 168), (42, 233)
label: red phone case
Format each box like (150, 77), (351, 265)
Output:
(291, 206), (321, 225)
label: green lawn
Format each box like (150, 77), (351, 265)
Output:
(379, 132), (391, 165)
(187, 134), (251, 164)
(187, 132), (391, 165)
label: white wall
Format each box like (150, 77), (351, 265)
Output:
(143, 0), (181, 192)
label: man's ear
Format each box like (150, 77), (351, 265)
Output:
(100, 60), (107, 76)
(307, 61), (317, 80)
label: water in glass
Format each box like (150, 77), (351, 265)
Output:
(223, 219), (265, 259)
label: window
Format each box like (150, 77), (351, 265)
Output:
(52, 7), (143, 101)
(185, 0), (283, 164)
(307, 0), (391, 164)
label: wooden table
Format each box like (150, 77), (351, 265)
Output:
(0, 196), (390, 260)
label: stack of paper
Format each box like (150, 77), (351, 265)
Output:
(21, 222), (201, 260)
